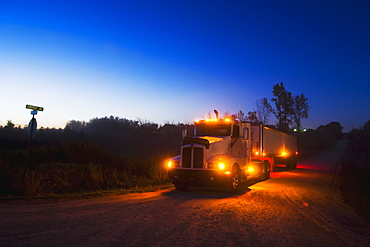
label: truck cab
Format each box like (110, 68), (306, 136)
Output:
(167, 117), (270, 193)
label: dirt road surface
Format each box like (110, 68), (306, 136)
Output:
(1, 140), (369, 247)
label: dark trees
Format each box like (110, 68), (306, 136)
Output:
(317, 122), (343, 141)
(263, 82), (309, 131)
(293, 94), (309, 130)
(268, 82), (294, 131)
(236, 110), (261, 123)
(364, 120), (370, 135)
(246, 111), (259, 122)
(256, 97), (271, 125)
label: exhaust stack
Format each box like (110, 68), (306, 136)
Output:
(214, 109), (219, 119)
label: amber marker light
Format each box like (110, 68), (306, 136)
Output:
(167, 160), (173, 168)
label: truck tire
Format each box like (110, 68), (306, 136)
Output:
(259, 162), (265, 181)
(285, 159), (291, 169)
(259, 161), (269, 181)
(226, 165), (239, 193)
(286, 157), (296, 169)
(174, 183), (188, 191)
(292, 158), (297, 169)
(263, 160), (271, 180)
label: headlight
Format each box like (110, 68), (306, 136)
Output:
(208, 162), (226, 170)
(218, 162), (226, 170)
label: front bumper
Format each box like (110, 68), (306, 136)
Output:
(168, 169), (229, 187)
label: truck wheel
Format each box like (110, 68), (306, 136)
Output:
(174, 183), (188, 191)
(286, 157), (296, 169)
(259, 162), (265, 181)
(226, 165), (239, 193)
(264, 160), (271, 180)
(292, 158), (297, 169)
(285, 160), (291, 169)
(286, 158), (294, 169)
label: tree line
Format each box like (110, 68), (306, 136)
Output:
(0, 116), (184, 157)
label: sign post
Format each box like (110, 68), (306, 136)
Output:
(25, 104), (44, 167)
(25, 105), (44, 141)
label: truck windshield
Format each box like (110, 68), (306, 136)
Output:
(195, 123), (231, 136)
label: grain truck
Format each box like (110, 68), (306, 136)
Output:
(167, 114), (297, 193)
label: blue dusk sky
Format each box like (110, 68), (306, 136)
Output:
(1, 0), (369, 132)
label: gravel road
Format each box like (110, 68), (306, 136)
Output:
(1, 140), (369, 247)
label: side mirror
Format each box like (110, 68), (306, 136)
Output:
(182, 129), (187, 140)
(232, 125), (240, 138)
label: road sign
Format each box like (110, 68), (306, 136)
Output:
(26, 105), (44, 111)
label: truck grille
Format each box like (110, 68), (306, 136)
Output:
(181, 146), (204, 168)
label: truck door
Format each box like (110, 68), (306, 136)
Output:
(231, 124), (242, 156)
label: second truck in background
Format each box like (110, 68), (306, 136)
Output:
(251, 124), (298, 170)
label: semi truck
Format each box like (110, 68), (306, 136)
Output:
(167, 113), (297, 193)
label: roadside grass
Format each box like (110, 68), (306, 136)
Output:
(0, 161), (172, 199)
(339, 161), (370, 223)
(0, 143), (173, 198)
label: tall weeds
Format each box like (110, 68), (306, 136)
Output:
(0, 143), (170, 197)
